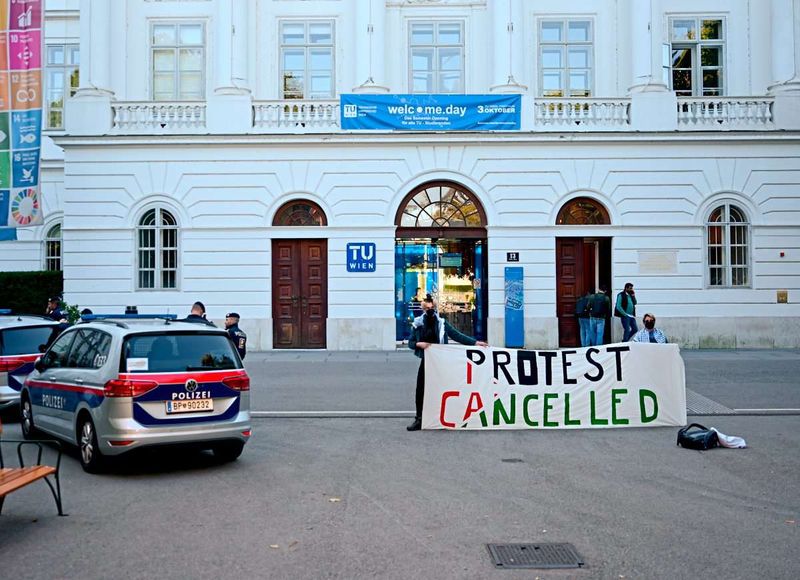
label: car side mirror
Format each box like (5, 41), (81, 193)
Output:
(34, 358), (46, 373)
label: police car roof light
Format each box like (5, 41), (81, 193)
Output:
(81, 314), (178, 321)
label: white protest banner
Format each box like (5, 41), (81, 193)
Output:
(422, 343), (686, 430)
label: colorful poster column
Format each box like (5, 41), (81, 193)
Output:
(0, 0), (43, 229)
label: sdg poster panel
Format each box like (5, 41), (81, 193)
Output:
(0, 0), (43, 229)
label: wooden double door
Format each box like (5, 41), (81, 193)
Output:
(556, 237), (611, 347)
(272, 240), (327, 348)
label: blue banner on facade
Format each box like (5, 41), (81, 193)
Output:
(341, 94), (521, 131)
(504, 266), (525, 349)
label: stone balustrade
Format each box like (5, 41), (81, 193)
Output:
(111, 101), (207, 133)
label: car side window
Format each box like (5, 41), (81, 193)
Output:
(67, 329), (112, 369)
(41, 331), (77, 369)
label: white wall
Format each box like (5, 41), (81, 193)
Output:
(53, 133), (800, 349)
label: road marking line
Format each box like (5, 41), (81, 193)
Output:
(252, 411), (415, 418)
(733, 408), (800, 413)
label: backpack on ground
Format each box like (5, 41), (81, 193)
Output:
(677, 423), (719, 450)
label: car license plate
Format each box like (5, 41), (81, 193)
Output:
(166, 399), (214, 414)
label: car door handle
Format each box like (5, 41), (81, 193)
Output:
(49, 376), (57, 382)
(75, 378), (84, 385)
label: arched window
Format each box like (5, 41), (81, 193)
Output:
(43, 223), (62, 271)
(395, 181), (486, 238)
(137, 208), (178, 290)
(556, 197), (610, 225)
(273, 200), (327, 226)
(706, 203), (750, 287)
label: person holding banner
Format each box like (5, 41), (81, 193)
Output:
(406, 294), (488, 431)
(631, 313), (668, 344)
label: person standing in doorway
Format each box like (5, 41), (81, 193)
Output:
(575, 288), (593, 347)
(225, 312), (248, 360)
(615, 282), (638, 341)
(588, 285), (611, 346)
(407, 294), (488, 431)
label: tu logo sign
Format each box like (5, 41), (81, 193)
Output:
(347, 243), (376, 272)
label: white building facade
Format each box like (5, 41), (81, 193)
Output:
(2, 0), (799, 350)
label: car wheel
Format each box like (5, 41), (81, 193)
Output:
(78, 416), (105, 473)
(20, 394), (37, 440)
(212, 441), (245, 463)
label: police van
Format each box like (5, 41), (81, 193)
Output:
(20, 315), (251, 472)
(0, 312), (61, 411)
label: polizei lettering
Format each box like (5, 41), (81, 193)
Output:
(172, 390), (211, 400)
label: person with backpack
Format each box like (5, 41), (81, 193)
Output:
(615, 282), (638, 341)
(588, 285), (611, 346)
(575, 288), (593, 347)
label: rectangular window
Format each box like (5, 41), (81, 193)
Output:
(280, 21), (335, 99)
(45, 44), (79, 130)
(151, 22), (205, 100)
(409, 21), (464, 94)
(539, 19), (593, 97)
(670, 17), (724, 96)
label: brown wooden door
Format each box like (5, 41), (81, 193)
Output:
(556, 238), (583, 347)
(272, 240), (327, 348)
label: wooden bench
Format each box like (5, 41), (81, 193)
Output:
(0, 418), (65, 516)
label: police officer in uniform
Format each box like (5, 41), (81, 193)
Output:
(225, 312), (247, 360)
(45, 296), (66, 322)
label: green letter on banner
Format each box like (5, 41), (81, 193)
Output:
(590, 391), (608, 425)
(563, 393), (581, 426)
(543, 393), (558, 427)
(522, 394), (539, 426)
(611, 389), (629, 425)
(493, 394), (516, 425)
(639, 389), (659, 423)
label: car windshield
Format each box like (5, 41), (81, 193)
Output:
(121, 332), (241, 373)
(0, 326), (57, 356)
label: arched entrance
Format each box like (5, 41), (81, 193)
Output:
(555, 197), (612, 347)
(271, 200), (327, 349)
(394, 181), (488, 341)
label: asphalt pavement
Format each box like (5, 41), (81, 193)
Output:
(243, 348), (800, 415)
(0, 348), (798, 579)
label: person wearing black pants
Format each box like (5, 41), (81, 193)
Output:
(407, 294), (488, 431)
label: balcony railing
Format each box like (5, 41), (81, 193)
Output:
(534, 98), (631, 130)
(676, 97), (774, 130)
(100, 96), (783, 135)
(253, 100), (340, 132)
(112, 101), (207, 133)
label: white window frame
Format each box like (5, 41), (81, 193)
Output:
(705, 202), (750, 288)
(279, 20), (336, 100)
(538, 18), (594, 98)
(150, 21), (206, 101)
(136, 208), (179, 291)
(44, 43), (79, 131)
(669, 16), (725, 97)
(408, 20), (465, 94)
(43, 222), (62, 272)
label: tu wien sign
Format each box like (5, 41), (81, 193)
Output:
(347, 242), (376, 272)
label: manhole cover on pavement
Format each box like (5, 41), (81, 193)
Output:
(487, 543), (584, 569)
